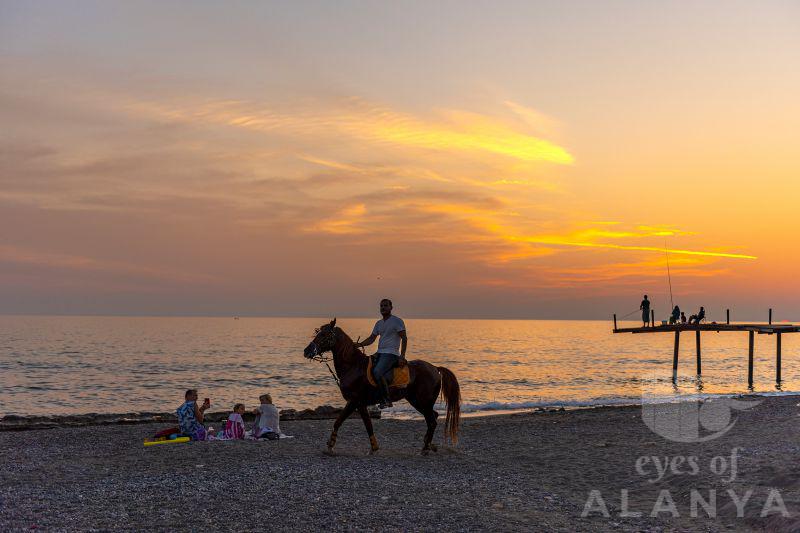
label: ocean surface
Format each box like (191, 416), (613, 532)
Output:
(1, 316), (798, 418)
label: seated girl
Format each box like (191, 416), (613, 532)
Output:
(253, 393), (281, 439)
(219, 403), (246, 440)
(176, 389), (210, 441)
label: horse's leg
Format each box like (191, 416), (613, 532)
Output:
(357, 405), (380, 454)
(421, 406), (439, 454)
(407, 391), (439, 454)
(327, 400), (357, 454)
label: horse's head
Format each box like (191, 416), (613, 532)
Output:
(304, 318), (338, 359)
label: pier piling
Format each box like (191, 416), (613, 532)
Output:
(672, 330), (680, 381)
(748, 331), (754, 388)
(777, 332), (782, 383)
(727, 309), (730, 324)
(696, 329), (701, 375)
(769, 308), (773, 325)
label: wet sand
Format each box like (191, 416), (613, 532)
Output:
(3, 395), (800, 531)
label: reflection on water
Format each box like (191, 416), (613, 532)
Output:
(0, 316), (797, 417)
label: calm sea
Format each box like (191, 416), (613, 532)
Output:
(1, 316), (797, 418)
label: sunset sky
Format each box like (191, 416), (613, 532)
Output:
(2, 1), (799, 319)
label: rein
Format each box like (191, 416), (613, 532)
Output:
(309, 351), (340, 386)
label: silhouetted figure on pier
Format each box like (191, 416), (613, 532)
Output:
(670, 305), (681, 325)
(640, 295), (651, 327)
(680, 312), (687, 324)
(689, 307), (706, 325)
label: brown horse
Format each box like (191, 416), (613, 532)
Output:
(303, 318), (461, 454)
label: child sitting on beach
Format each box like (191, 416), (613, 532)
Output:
(176, 389), (210, 441)
(218, 403), (246, 440)
(253, 393), (281, 439)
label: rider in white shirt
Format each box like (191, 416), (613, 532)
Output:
(354, 299), (407, 409)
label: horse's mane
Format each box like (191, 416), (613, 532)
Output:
(334, 326), (367, 360)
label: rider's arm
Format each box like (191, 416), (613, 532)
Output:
(399, 330), (407, 359)
(354, 334), (376, 349)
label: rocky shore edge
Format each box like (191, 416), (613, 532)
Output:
(0, 404), (380, 431)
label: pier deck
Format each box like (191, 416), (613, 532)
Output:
(614, 323), (800, 335)
(612, 309), (798, 385)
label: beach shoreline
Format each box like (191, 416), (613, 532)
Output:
(3, 390), (794, 430)
(3, 394), (800, 531)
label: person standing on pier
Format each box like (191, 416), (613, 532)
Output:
(640, 295), (651, 327)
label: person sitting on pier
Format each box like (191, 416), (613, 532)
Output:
(680, 312), (687, 324)
(640, 295), (651, 327)
(669, 305), (681, 325)
(689, 307), (706, 325)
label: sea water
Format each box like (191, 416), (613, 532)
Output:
(1, 315), (797, 418)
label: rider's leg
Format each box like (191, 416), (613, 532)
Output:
(373, 353), (397, 407)
(378, 376), (392, 407)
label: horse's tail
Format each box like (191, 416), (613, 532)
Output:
(437, 366), (461, 444)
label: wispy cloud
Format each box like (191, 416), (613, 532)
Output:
(0, 68), (759, 314)
(0, 245), (217, 285)
(123, 96), (575, 165)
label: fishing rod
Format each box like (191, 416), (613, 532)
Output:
(664, 239), (674, 311)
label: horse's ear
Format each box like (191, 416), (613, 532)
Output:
(330, 318), (337, 327)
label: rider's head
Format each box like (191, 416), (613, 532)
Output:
(380, 298), (393, 317)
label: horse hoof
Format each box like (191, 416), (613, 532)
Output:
(325, 447), (335, 456)
(368, 448), (379, 455)
(420, 448), (429, 456)
(429, 443), (438, 452)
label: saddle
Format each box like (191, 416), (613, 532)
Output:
(366, 356), (411, 389)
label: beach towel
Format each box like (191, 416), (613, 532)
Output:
(218, 413), (245, 440)
(153, 426), (180, 439)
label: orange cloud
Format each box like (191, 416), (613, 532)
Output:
(309, 204), (368, 234)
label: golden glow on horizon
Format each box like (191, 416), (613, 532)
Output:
(510, 237), (758, 260)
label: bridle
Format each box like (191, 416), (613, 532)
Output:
(307, 326), (366, 388)
(308, 326), (340, 386)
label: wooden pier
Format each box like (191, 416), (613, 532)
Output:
(612, 309), (800, 386)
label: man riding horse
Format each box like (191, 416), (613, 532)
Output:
(353, 298), (406, 409)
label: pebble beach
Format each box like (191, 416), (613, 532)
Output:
(3, 394), (800, 531)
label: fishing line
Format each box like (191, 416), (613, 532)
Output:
(664, 238), (674, 311)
